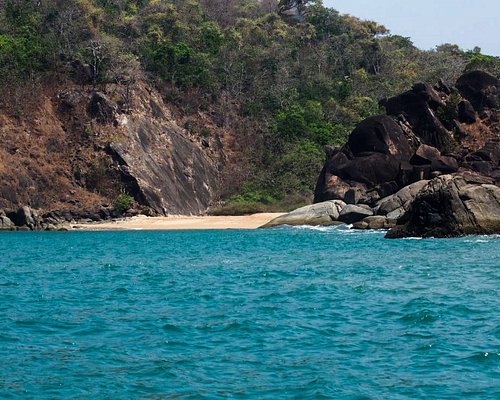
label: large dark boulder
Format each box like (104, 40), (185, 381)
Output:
(382, 83), (454, 151)
(386, 173), (500, 238)
(314, 171), (354, 203)
(315, 116), (420, 203)
(12, 206), (36, 229)
(336, 153), (401, 186)
(456, 71), (499, 112)
(348, 115), (416, 159)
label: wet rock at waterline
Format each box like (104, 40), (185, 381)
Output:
(260, 201), (346, 228)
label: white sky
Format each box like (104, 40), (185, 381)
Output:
(324, 0), (500, 56)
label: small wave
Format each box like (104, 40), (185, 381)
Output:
(162, 323), (183, 333)
(101, 263), (121, 270)
(0, 281), (20, 287)
(400, 309), (439, 324)
(287, 225), (345, 232)
(196, 321), (255, 333)
(0, 334), (20, 343)
(464, 234), (500, 243)
(447, 304), (480, 315)
(465, 352), (500, 364)
(401, 332), (435, 339)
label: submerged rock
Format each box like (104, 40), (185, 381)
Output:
(260, 200), (345, 228)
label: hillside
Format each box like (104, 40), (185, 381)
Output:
(1, 0), (499, 218)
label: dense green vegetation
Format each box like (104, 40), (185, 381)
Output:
(1, 0), (499, 210)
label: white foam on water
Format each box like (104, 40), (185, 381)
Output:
(288, 225), (343, 232)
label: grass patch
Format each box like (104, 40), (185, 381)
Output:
(208, 194), (310, 216)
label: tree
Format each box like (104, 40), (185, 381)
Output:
(278, 0), (317, 17)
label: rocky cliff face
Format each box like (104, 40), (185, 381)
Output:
(108, 86), (219, 215)
(0, 78), (224, 216)
(314, 71), (499, 206)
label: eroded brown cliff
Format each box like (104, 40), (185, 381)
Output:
(0, 77), (225, 217)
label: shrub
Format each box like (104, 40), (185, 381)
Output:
(436, 92), (461, 125)
(114, 193), (133, 214)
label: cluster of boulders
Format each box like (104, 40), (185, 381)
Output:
(262, 180), (425, 230)
(0, 206), (67, 231)
(386, 173), (500, 238)
(267, 71), (500, 238)
(262, 172), (500, 238)
(315, 71), (499, 209)
(0, 205), (144, 231)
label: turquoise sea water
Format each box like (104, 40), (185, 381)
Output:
(0, 227), (499, 399)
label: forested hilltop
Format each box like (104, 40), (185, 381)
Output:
(1, 0), (499, 215)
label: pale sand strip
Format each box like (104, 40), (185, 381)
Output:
(73, 213), (285, 231)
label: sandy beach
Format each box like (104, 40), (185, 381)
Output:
(72, 213), (285, 231)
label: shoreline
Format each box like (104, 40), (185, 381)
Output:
(71, 213), (285, 231)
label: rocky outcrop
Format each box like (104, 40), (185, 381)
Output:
(87, 91), (116, 124)
(0, 206), (70, 231)
(108, 90), (220, 215)
(0, 210), (15, 231)
(463, 138), (500, 183)
(386, 173), (500, 238)
(315, 71), (499, 209)
(310, 72), (500, 238)
(382, 82), (454, 151)
(266, 171), (500, 238)
(0, 79), (223, 217)
(12, 206), (38, 230)
(262, 180), (427, 230)
(261, 200), (345, 228)
(318, 115), (419, 190)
